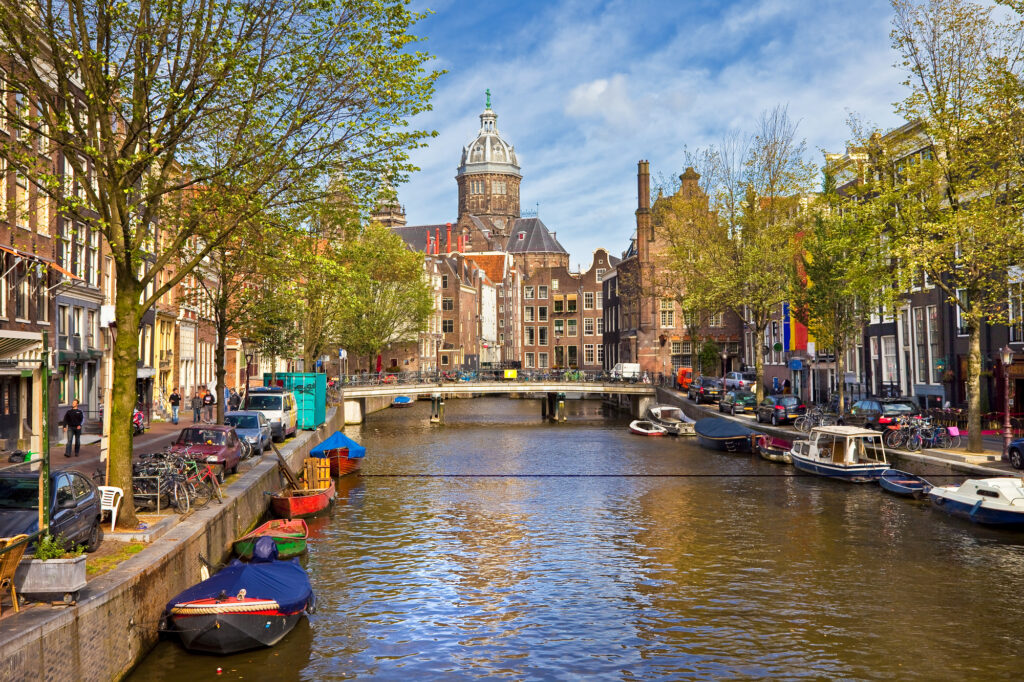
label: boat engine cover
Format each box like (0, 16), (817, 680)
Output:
(252, 535), (280, 563)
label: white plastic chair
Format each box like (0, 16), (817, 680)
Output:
(98, 486), (124, 531)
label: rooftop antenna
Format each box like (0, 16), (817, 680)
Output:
(536, 202), (539, 217)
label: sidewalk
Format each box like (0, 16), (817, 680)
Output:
(50, 416), (199, 480)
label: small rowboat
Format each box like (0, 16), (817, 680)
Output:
(694, 418), (756, 453)
(879, 469), (933, 498)
(629, 419), (667, 436)
(391, 396), (414, 408)
(756, 435), (793, 463)
(233, 519), (308, 560)
(270, 481), (335, 519)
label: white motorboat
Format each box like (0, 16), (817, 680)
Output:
(629, 420), (668, 436)
(645, 404), (696, 436)
(928, 478), (1024, 527)
(789, 425), (889, 482)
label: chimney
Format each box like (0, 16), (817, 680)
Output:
(435, 227), (441, 254)
(446, 223), (452, 253)
(637, 160), (650, 212)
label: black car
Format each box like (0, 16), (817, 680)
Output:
(719, 390), (757, 415)
(841, 398), (920, 430)
(755, 395), (807, 425)
(0, 468), (103, 552)
(687, 377), (724, 404)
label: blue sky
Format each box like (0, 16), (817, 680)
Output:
(400, 0), (906, 267)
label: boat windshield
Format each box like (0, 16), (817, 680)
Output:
(657, 407), (683, 420)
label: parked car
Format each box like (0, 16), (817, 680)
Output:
(0, 468), (103, 552)
(687, 376), (724, 404)
(840, 398), (920, 430)
(242, 387), (298, 442)
(719, 390), (757, 415)
(676, 367), (693, 392)
(169, 425), (242, 482)
(224, 411), (272, 455)
(1009, 437), (1024, 469)
(723, 371), (757, 391)
(755, 395), (807, 425)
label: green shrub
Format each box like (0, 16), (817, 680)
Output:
(34, 533), (85, 560)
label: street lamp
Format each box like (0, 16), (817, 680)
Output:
(721, 349), (728, 379)
(1001, 345), (1014, 459)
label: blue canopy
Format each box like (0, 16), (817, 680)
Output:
(309, 431), (366, 459)
(165, 556), (313, 615)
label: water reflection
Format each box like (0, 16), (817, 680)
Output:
(131, 397), (1024, 680)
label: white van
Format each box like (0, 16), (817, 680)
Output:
(242, 387), (298, 442)
(610, 363), (641, 379)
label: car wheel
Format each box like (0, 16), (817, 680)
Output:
(85, 520), (103, 553)
(771, 413), (778, 426)
(230, 462), (239, 475)
(216, 465), (226, 484)
(731, 406), (737, 416)
(1010, 448), (1024, 470)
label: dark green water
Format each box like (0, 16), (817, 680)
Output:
(129, 398), (1024, 680)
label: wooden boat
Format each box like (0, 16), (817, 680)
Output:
(756, 435), (793, 463)
(645, 404), (695, 436)
(310, 431), (366, 477)
(164, 537), (314, 655)
(270, 482), (335, 519)
(693, 418), (756, 453)
(928, 478), (1024, 526)
(233, 519), (309, 560)
(789, 426), (889, 482)
(391, 396), (414, 408)
(878, 469), (933, 498)
(629, 419), (667, 436)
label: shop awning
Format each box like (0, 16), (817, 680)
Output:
(0, 243), (83, 281)
(0, 331), (43, 361)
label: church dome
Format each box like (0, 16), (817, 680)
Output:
(457, 105), (521, 178)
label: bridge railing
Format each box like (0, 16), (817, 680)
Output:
(327, 369), (658, 391)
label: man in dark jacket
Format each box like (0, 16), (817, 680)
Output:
(63, 399), (85, 457)
(169, 388), (181, 424)
(191, 392), (203, 422)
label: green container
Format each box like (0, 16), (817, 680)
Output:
(263, 372), (327, 430)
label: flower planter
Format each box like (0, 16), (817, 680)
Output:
(14, 555), (87, 603)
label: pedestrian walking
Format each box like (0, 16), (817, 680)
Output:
(169, 388), (181, 425)
(228, 389), (241, 412)
(191, 392), (203, 422)
(202, 390), (215, 422)
(62, 399), (85, 458)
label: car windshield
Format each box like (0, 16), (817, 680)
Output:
(225, 415), (259, 429)
(177, 429), (227, 446)
(882, 402), (917, 415)
(702, 378), (721, 387)
(736, 392), (755, 401)
(246, 395), (282, 411)
(777, 396), (800, 406)
(0, 477), (39, 509)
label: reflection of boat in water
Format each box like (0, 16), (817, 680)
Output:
(755, 435), (792, 463)
(879, 469), (932, 498)
(929, 478), (1024, 526)
(789, 426), (888, 482)
(693, 418), (756, 453)
(629, 419), (667, 436)
(645, 404), (695, 436)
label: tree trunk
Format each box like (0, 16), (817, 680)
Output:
(836, 344), (847, 415)
(109, 280), (143, 529)
(215, 318), (228, 425)
(967, 322), (983, 453)
(754, 320), (766, 403)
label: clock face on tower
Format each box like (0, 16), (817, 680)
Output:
(493, 217), (506, 230)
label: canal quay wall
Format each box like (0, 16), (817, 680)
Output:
(654, 387), (1008, 479)
(0, 408), (344, 682)
(343, 394), (393, 424)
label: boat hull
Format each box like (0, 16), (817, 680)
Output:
(391, 397), (413, 408)
(928, 491), (1024, 526)
(756, 443), (792, 463)
(879, 470), (931, 498)
(790, 453), (887, 482)
(233, 520), (308, 560)
(168, 610), (304, 654)
(629, 420), (666, 436)
(328, 453), (362, 477)
(696, 434), (753, 453)
(270, 482), (335, 519)
(233, 536), (306, 560)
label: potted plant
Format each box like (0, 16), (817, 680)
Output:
(14, 533), (88, 604)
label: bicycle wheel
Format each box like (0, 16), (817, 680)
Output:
(882, 429), (900, 449)
(948, 434), (961, 448)
(171, 481), (190, 514)
(191, 480), (213, 508)
(206, 473), (224, 504)
(935, 432), (952, 449)
(819, 415), (838, 427)
(793, 416), (808, 432)
(906, 433), (923, 452)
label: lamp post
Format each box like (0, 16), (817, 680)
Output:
(244, 351), (254, 395)
(1001, 345), (1014, 459)
(721, 349), (728, 380)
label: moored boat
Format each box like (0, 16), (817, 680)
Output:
(233, 519), (309, 560)
(878, 469), (932, 498)
(310, 431), (366, 477)
(645, 404), (695, 436)
(629, 419), (667, 436)
(756, 435), (793, 463)
(391, 396), (414, 408)
(270, 482), (335, 519)
(163, 537), (314, 655)
(693, 418), (756, 453)
(789, 425), (889, 482)
(928, 478), (1024, 526)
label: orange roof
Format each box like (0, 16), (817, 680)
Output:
(468, 254), (507, 283)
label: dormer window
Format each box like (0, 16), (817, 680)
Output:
(518, 232), (525, 241)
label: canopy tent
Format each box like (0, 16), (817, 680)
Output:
(310, 431), (366, 459)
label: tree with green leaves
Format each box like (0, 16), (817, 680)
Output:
(0, 0), (440, 526)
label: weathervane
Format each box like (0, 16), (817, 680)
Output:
(486, 88), (491, 109)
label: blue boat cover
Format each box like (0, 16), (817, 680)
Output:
(309, 431), (366, 459)
(165, 551), (313, 615)
(393, 396), (412, 404)
(694, 418), (758, 439)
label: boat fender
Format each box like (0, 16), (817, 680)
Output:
(969, 499), (983, 517)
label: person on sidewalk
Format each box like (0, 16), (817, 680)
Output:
(191, 392), (203, 423)
(169, 388), (181, 425)
(202, 390), (215, 422)
(228, 389), (241, 412)
(62, 399), (85, 458)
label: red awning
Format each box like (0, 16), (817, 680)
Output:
(0, 243), (83, 281)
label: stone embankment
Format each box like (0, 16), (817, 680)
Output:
(0, 408), (344, 681)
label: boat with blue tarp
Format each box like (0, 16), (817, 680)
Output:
(789, 425), (889, 482)
(392, 396), (413, 408)
(163, 537), (315, 655)
(310, 431), (366, 477)
(693, 418), (757, 453)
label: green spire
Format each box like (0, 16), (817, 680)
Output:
(485, 88), (491, 109)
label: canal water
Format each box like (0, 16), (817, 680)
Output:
(130, 398), (1024, 680)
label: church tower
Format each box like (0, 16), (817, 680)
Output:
(456, 90), (521, 240)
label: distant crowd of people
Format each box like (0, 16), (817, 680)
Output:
(166, 386), (242, 424)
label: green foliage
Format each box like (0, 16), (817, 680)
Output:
(699, 341), (722, 376)
(34, 533), (84, 561)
